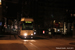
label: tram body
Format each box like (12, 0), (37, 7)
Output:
(20, 18), (35, 37)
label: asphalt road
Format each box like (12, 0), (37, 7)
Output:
(22, 39), (75, 50)
(0, 43), (28, 50)
(0, 35), (75, 50)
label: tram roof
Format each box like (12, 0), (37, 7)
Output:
(21, 18), (33, 22)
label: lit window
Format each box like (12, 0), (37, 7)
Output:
(74, 14), (75, 16)
(53, 20), (55, 23)
(58, 22), (60, 24)
(0, 0), (1, 5)
(71, 14), (72, 16)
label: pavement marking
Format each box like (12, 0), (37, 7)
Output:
(22, 39), (75, 50)
(30, 40), (36, 42)
(29, 43), (40, 50)
(22, 40), (40, 50)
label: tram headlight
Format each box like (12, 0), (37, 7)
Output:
(31, 34), (33, 36)
(24, 33), (27, 36)
(34, 32), (36, 35)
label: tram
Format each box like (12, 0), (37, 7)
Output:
(19, 18), (36, 38)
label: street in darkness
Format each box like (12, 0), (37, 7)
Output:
(0, 0), (75, 50)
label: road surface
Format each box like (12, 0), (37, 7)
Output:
(0, 35), (75, 50)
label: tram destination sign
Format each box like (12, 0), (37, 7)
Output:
(25, 21), (32, 23)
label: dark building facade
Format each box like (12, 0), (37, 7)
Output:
(2, 0), (19, 20)
(0, 0), (3, 34)
(2, 0), (75, 36)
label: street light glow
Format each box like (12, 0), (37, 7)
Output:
(54, 20), (55, 23)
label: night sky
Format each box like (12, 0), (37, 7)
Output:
(2, 0), (75, 21)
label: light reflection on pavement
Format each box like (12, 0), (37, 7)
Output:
(0, 39), (75, 50)
(22, 39), (75, 50)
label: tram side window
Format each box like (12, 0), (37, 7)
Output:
(22, 23), (25, 30)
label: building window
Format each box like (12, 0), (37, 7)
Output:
(74, 14), (75, 16)
(71, 14), (75, 17)
(0, 0), (1, 5)
(71, 14), (72, 17)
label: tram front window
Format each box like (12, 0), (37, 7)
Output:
(22, 23), (33, 30)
